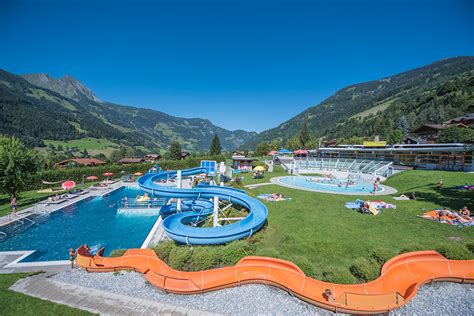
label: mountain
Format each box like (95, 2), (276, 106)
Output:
(0, 70), (256, 152)
(22, 73), (102, 103)
(244, 56), (474, 148)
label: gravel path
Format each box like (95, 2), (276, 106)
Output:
(389, 282), (473, 315)
(52, 270), (331, 315)
(52, 270), (473, 315)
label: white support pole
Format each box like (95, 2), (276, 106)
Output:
(177, 170), (182, 211)
(213, 196), (219, 227)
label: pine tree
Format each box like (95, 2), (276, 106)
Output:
(168, 141), (182, 160)
(299, 122), (312, 148)
(82, 148), (89, 158)
(209, 134), (222, 155)
(397, 116), (410, 137)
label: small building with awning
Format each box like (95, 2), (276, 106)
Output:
(231, 154), (254, 171)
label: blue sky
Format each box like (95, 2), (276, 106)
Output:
(1, 0), (472, 132)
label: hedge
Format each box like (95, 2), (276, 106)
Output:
(20, 155), (227, 191)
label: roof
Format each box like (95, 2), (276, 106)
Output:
(118, 158), (144, 163)
(57, 158), (105, 166)
(444, 113), (474, 124)
(404, 135), (427, 144)
(232, 157), (254, 161)
(412, 123), (468, 133)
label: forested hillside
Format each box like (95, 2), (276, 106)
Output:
(0, 70), (256, 152)
(244, 56), (474, 148)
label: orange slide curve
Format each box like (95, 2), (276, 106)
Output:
(76, 246), (473, 314)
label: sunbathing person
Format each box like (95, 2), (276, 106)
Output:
(459, 206), (472, 221)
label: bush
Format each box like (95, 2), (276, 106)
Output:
(371, 248), (397, 265)
(290, 255), (315, 277)
(168, 247), (193, 271)
(322, 266), (356, 284)
(219, 240), (256, 265)
(189, 247), (220, 270)
(350, 257), (381, 282)
(436, 244), (472, 260)
(154, 241), (176, 262)
(110, 249), (126, 257)
(466, 243), (474, 254)
(399, 244), (428, 254)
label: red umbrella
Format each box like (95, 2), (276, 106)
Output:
(86, 175), (98, 180)
(103, 172), (113, 177)
(268, 150), (277, 155)
(62, 180), (76, 190)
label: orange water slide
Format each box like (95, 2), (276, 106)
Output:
(76, 246), (473, 314)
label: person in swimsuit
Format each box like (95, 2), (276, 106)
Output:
(10, 196), (17, 216)
(69, 248), (76, 269)
(324, 289), (334, 303)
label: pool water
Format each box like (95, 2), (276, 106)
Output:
(278, 176), (384, 194)
(0, 187), (160, 262)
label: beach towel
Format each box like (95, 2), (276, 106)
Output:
(455, 185), (474, 190)
(393, 195), (410, 201)
(417, 210), (473, 227)
(257, 194), (292, 202)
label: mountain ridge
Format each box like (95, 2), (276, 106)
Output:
(243, 56), (474, 148)
(1, 70), (256, 152)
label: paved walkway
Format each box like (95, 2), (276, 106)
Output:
(10, 272), (220, 315)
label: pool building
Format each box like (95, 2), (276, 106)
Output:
(311, 143), (473, 171)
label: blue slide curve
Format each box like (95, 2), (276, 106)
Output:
(137, 167), (268, 245)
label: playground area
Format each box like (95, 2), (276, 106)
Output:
(0, 161), (473, 314)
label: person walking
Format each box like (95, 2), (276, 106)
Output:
(10, 196), (17, 216)
(69, 248), (76, 269)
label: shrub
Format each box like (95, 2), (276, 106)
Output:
(110, 249), (126, 257)
(436, 244), (472, 260)
(399, 244), (428, 254)
(168, 247), (193, 271)
(290, 255), (315, 277)
(371, 248), (397, 265)
(322, 266), (356, 284)
(466, 243), (474, 254)
(350, 257), (380, 282)
(219, 240), (255, 265)
(153, 241), (176, 262)
(189, 247), (220, 271)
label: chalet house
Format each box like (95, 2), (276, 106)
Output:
(180, 151), (190, 159)
(231, 153), (253, 171)
(144, 154), (161, 162)
(444, 113), (474, 126)
(118, 157), (145, 164)
(411, 123), (468, 142)
(55, 158), (105, 168)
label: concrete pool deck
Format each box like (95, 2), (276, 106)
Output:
(270, 176), (398, 195)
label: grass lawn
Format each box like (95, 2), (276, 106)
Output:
(43, 137), (118, 151)
(0, 273), (91, 315)
(247, 169), (474, 277)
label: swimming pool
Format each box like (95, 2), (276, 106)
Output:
(0, 186), (160, 262)
(276, 176), (384, 194)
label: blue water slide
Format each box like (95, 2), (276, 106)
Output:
(137, 167), (268, 245)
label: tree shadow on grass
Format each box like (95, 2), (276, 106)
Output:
(411, 187), (474, 210)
